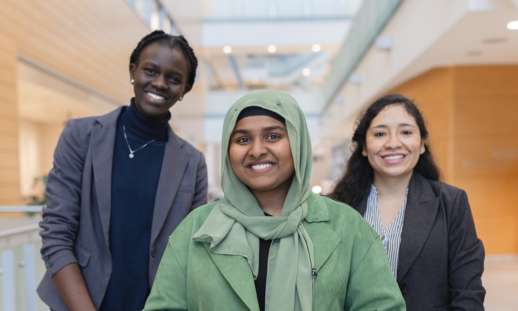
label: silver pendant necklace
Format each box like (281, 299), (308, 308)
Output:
(122, 125), (155, 159)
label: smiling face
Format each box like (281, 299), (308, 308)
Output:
(129, 42), (189, 118)
(228, 115), (295, 198)
(363, 104), (425, 182)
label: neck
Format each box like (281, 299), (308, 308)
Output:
(123, 101), (170, 141)
(373, 171), (412, 197)
(252, 183), (291, 216)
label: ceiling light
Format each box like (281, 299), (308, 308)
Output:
(507, 20), (518, 30)
(375, 36), (393, 51)
(302, 68), (311, 77)
(150, 12), (160, 30)
(312, 44), (321, 52)
(267, 45), (277, 54)
(311, 185), (322, 194)
(223, 45), (232, 54)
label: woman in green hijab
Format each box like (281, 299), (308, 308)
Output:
(144, 90), (405, 311)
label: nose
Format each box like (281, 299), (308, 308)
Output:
(151, 74), (167, 90)
(250, 139), (267, 158)
(385, 133), (402, 149)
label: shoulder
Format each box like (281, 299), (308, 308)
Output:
(170, 202), (216, 237)
(61, 108), (120, 140)
(170, 132), (205, 161)
(414, 177), (473, 227)
(319, 195), (364, 222)
(310, 195), (379, 241)
(426, 179), (468, 206)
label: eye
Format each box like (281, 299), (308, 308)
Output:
(143, 67), (156, 76)
(265, 132), (282, 142)
(401, 129), (414, 136)
(233, 136), (250, 145)
(167, 75), (182, 84)
(373, 131), (386, 138)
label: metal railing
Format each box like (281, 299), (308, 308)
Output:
(0, 206), (45, 311)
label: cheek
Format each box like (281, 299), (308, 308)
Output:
(228, 145), (244, 168)
(363, 140), (377, 157)
(280, 143), (295, 172)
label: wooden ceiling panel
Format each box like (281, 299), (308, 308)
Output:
(0, 0), (150, 103)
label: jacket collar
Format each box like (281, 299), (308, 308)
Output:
(92, 107), (122, 248)
(396, 172), (440, 283)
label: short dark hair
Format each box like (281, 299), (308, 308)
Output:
(129, 30), (198, 93)
(330, 94), (440, 207)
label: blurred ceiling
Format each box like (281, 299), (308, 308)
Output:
(3, 0), (518, 138)
(162, 0), (363, 91)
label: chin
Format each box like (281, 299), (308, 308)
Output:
(246, 181), (279, 193)
(381, 169), (413, 179)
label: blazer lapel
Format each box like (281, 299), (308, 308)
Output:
(150, 129), (189, 244)
(91, 108), (121, 248)
(397, 173), (439, 283)
(206, 247), (258, 311)
(305, 195), (341, 271)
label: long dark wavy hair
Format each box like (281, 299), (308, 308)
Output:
(330, 94), (440, 207)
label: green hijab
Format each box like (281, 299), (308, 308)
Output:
(193, 90), (315, 311)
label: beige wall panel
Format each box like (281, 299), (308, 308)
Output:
(453, 65), (518, 254)
(455, 178), (518, 253)
(0, 33), (21, 204)
(40, 123), (64, 172)
(454, 137), (518, 178)
(455, 66), (518, 95)
(0, 0), (148, 103)
(454, 94), (518, 137)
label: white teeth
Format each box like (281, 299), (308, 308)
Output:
(383, 155), (404, 160)
(147, 92), (165, 102)
(251, 163), (272, 171)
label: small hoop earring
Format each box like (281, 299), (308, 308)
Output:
(130, 79), (135, 85)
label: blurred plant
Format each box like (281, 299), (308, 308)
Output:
(27, 175), (48, 211)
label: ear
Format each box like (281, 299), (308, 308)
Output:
(129, 63), (137, 81)
(420, 142), (426, 154)
(362, 146), (367, 157)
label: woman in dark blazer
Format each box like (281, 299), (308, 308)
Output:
(38, 31), (208, 311)
(331, 94), (485, 310)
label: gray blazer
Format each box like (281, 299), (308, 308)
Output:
(37, 107), (208, 310)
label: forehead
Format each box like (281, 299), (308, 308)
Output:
(370, 104), (417, 127)
(138, 42), (188, 67)
(232, 115), (286, 132)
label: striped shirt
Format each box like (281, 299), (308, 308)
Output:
(364, 185), (407, 276)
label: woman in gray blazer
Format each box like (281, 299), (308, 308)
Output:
(38, 31), (208, 311)
(331, 94), (485, 310)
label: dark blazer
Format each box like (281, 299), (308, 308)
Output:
(37, 106), (208, 310)
(356, 173), (485, 310)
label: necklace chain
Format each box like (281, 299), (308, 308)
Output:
(122, 125), (156, 159)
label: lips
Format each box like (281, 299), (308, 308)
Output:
(381, 153), (406, 164)
(247, 161), (275, 173)
(145, 91), (169, 104)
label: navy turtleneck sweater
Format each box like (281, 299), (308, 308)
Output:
(100, 102), (169, 311)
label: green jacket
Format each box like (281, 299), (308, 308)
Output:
(145, 195), (405, 311)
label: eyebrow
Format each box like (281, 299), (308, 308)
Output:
(231, 125), (286, 136)
(141, 61), (185, 76)
(371, 123), (417, 129)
